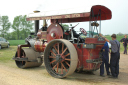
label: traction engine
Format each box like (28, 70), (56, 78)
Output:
(13, 5), (112, 78)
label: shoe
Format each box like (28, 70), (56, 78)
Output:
(107, 73), (112, 76)
(100, 74), (105, 77)
(108, 76), (118, 79)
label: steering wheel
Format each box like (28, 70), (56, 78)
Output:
(80, 28), (87, 35)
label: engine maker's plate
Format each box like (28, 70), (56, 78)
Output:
(47, 24), (63, 42)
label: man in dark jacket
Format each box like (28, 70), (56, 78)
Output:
(99, 33), (120, 79)
(120, 35), (128, 54)
(100, 41), (110, 77)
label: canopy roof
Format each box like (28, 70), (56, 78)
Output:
(26, 5), (112, 23)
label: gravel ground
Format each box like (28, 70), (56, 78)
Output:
(0, 53), (128, 85)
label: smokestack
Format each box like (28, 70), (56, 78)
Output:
(43, 19), (47, 27)
(33, 10), (40, 34)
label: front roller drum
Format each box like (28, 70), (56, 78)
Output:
(15, 48), (43, 69)
(44, 39), (78, 78)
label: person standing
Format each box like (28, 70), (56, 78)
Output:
(120, 35), (128, 54)
(100, 41), (110, 77)
(99, 33), (120, 79)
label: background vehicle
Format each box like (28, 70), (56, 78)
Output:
(0, 37), (10, 49)
(13, 5), (112, 78)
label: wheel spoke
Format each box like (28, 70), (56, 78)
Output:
(22, 61), (24, 64)
(61, 63), (63, 74)
(58, 43), (59, 54)
(65, 61), (70, 67)
(65, 58), (71, 61)
(61, 63), (67, 72)
(52, 63), (58, 70)
(53, 45), (58, 53)
(50, 60), (56, 64)
(57, 63), (59, 73)
(22, 52), (25, 64)
(64, 53), (70, 57)
(22, 57), (24, 64)
(50, 50), (56, 57)
(62, 43), (64, 53)
(49, 56), (55, 58)
(61, 47), (68, 55)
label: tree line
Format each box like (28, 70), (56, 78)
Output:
(0, 15), (34, 40)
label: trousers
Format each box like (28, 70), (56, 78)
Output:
(123, 45), (127, 54)
(100, 54), (110, 75)
(110, 52), (119, 77)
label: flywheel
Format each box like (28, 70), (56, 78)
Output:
(47, 24), (63, 42)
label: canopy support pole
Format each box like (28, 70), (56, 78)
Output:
(99, 9), (101, 33)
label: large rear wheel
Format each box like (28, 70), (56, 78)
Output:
(44, 39), (78, 78)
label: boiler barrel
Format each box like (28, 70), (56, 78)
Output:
(34, 41), (46, 52)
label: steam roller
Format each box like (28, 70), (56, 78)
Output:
(13, 46), (43, 69)
(13, 5), (112, 79)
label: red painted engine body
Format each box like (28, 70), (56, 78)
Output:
(34, 29), (105, 71)
(33, 22), (106, 71)
(34, 41), (46, 52)
(74, 38), (105, 71)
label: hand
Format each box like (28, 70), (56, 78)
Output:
(103, 49), (105, 52)
(109, 49), (110, 53)
(99, 33), (103, 37)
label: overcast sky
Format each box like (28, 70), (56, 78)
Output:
(0, 0), (128, 35)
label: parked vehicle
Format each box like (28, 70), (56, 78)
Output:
(0, 37), (10, 49)
(13, 5), (112, 78)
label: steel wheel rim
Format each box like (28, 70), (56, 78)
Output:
(15, 50), (26, 68)
(44, 39), (78, 78)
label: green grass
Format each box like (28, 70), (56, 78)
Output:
(105, 35), (124, 41)
(120, 43), (124, 52)
(8, 40), (26, 46)
(0, 46), (17, 63)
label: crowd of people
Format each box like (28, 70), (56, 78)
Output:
(99, 34), (128, 79)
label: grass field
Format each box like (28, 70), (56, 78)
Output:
(8, 40), (25, 46)
(0, 46), (17, 62)
(0, 40), (25, 63)
(105, 35), (124, 41)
